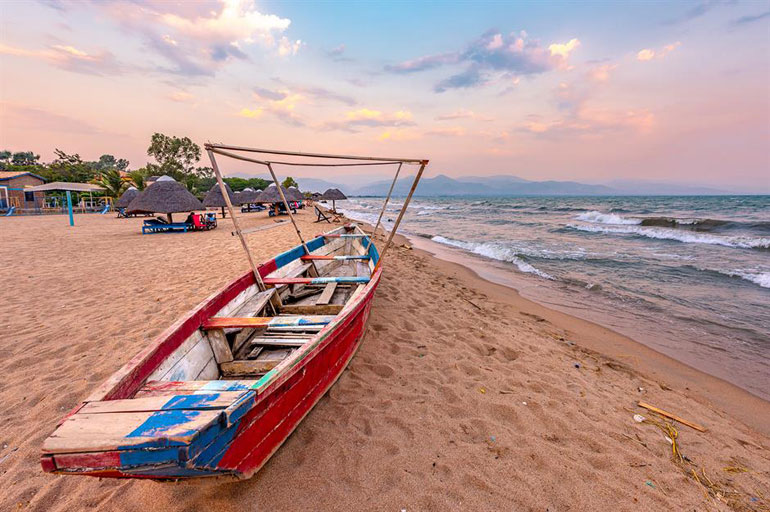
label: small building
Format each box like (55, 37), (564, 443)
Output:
(0, 171), (45, 210)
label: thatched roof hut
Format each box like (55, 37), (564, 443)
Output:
(237, 187), (261, 205)
(287, 186), (304, 201)
(115, 186), (139, 208)
(321, 188), (347, 212)
(203, 182), (235, 217)
(321, 188), (347, 201)
(126, 176), (204, 222)
(256, 184), (292, 204)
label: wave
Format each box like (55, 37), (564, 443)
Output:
(567, 223), (770, 250)
(431, 236), (554, 279)
(714, 269), (770, 289)
(576, 211), (641, 225)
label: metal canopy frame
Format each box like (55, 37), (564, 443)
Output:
(205, 143), (428, 288)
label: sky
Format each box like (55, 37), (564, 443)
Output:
(0, 0), (768, 191)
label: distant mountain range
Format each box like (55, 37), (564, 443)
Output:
(233, 172), (739, 196)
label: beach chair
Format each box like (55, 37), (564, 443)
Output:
(314, 205), (331, 223)
(116, 207), (128, 218)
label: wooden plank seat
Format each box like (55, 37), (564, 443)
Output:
(321, 233), (368, 238)
(263, 276), (370, 286)
(249, 337), (311, 347)
(300, 255), (370, 261)
(203, 315), (336, 330)
(220, 348), (294, 377)
(135, 380), (258, 398)
(43, 390), (255, 454)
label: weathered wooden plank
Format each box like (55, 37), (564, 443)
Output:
(300, 255), (370, 261)
(264, 276), (370, 285)
(135, 380), (258, 398)
(280, 303), (342, 315)
(267, 325), (325, 332)
(207, 329), (234, 364)
(220, 359), (281, 377)
(249, 337), (311, 348)
(43, 409), (222, 454)
(316, 282), (338, 305)
(81, 392), (247, 415)
(159, 335), (217, 382)
(204, 315), (335, 330)
(225, 288), (277, 318)
(146, 331), (205, 381)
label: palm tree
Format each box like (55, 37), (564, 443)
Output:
(128, 170), (147, 190)
(98, 169), (127, 199)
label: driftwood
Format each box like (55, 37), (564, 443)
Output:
(637, 401), (706, 432)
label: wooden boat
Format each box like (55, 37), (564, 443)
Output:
(40, 224), (382, 479)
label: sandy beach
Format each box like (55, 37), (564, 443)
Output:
(1, 210), (768, 511)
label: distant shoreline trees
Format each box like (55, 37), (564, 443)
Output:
(0, 133), (281, 200)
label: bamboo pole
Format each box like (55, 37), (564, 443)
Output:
(207, 149), (267, 293)
(206, 143), (423, 164)
(265, 162), (319, 276)
(374, 160), (428, 272)
(365, 162), (402, 253)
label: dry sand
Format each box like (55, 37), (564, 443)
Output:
(0, 210), (768, 511)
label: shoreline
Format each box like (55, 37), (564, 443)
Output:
(2, 211), (769, 511)
(402, 234), (770, 437)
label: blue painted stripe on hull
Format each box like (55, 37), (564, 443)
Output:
(274, 244), (305, 269)
(118, 447), (181, 467)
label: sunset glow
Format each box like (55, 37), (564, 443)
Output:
(1, 0), (768, 191)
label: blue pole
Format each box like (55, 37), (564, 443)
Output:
(66, 190), (74, 226)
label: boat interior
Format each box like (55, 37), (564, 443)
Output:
(140, 224), (376, 390)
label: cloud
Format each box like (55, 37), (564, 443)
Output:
(730, 10), (770, 27)
(94, 0), (300, 77)
(384, 29), (580, 92)
(327, 44), (353, 62)
(167, 91), (195, 103)
(257, 82), (356, 106)
(520, 106), (654, 137)
(435, 109), (493, 121)
(377, 128), (421, 142)
(663, 0), (727, 25)
(0, 43), (125, 76)
(321, 108), (415, 132)
(637, 42), (681, 62)
(425, 126), (466, 137)
(587, 63), (616, 82)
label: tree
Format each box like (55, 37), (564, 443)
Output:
(90, 154), (129, 172)
(11, 151), (40, 166)
(98, 169), (127, 198)
(223, 177), (271, 191)
(128, 169), (149, 190)
(41, 149), (97, 183)
(281, 176), (298, 189)
(147, 133), (202, 177)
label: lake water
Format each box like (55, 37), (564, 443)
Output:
(339, 195), (770, 400)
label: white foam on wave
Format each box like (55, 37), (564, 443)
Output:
(431, 235), (554, 280)
(722, 270), (770, 289)
(568, 223), (770, 250)
(576, 210), (641, 225)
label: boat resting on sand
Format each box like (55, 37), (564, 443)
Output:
(41, 224), (381, 479)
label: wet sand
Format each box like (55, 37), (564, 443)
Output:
(0, 211), (768, 511)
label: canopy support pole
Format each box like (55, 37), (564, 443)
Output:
(365, 162), (402, 253)
(374, 160), (427, 272)
(265, 162), (320, 276)
(66, 191), (74, 226)
(207, 150), (269, 295)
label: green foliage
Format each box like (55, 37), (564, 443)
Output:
(223, 176), (271, 191)
(98, 169), (127, 198)
(128, 168), (149, 190)
(147, 133), (204, 176)
(91, 154), (129, 172)
(40, 149), (97, 183)
(281, 176), (298, 189)
(12, 151), (40, 166)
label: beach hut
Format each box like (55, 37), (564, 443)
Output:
(203, 182), (236, 218)
(126, 175), (204, 223)
(236, 187), (259, 205)
(115, 186), (139, 208)
(287, 186), (303, 201)
(0, 171), (45, 211)
(321, 188), (347, 213)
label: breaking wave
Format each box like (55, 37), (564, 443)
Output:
(431, 235), (554, 280)
(576, 211), (641, 225)
(568, 223), (770, 250)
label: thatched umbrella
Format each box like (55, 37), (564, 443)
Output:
(237, 187), (261, 205)
(126, 175), (204, 223)
(232, 190), (243, 205)
(322, 188), (347, 212)
(115, 186), (139, 208)
(287, 186), (304, 202)
(256, 184), (292, 204)
(203, 182), (235, 218)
